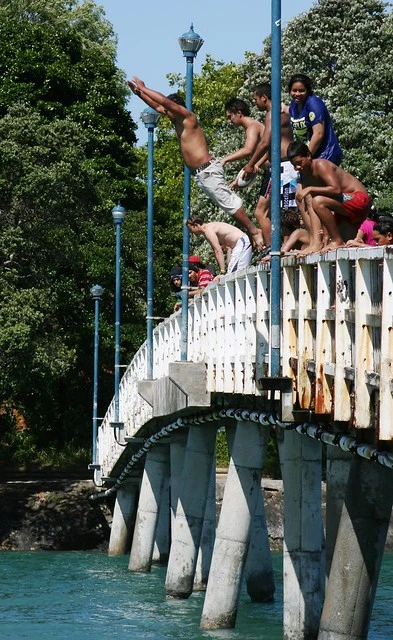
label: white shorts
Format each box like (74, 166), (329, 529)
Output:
(228, 234), (252, 273)
(194, 159), (243, 216)
(259, 159), (298, 209)
(281, 159), (298, 209)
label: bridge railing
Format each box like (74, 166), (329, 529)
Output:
(97, 247), (393, 477)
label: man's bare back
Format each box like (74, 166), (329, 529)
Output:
(296, 157), (367, 197)
(203, 221), (245, 249)
(187, 216), (252, 273)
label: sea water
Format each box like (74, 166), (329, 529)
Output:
(0, 551), (392, 639)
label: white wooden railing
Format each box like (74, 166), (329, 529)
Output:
(97, 246), (393, 477)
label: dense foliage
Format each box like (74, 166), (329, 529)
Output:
(0, 0), (149, 461)
(1, 0), (392, 466)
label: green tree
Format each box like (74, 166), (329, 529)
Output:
(0, 0), (149, 459)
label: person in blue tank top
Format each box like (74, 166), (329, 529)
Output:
(288, 73), (343, 165)
(287, 73), (343, 255)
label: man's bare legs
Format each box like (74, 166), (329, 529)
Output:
(234, 207), (264, 251)
(296, 192), (324, 256)
(312, 195), (347, 253)
(254, 195), (271, 247)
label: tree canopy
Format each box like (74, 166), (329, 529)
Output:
(1, 0), (392, 465)
(0, 0), (148, 459)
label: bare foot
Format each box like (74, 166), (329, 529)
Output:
(296, 243), (323, 258)
(251, 230), (264, 252)
(320, 241), (345, 254)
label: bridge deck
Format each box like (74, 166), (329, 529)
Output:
(97, 246), (393, 479)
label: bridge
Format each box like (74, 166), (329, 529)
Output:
(93, 247), (393, 640)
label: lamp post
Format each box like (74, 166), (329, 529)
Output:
(111, 203), (126, 429)
(89, 283), (104, 469)
(270, 0), (282, 377)
(141, 107), (160, 379)
(178, 24), (204, 361)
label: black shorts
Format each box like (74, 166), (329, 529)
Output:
(258, 168), (271, 198)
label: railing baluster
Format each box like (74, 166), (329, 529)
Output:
(234, 274), (246, 394)
(95, 250), (393, 479)
(355, 257), (375, 428)
(297, 262), (315, 410)
(255, 267), (270, 394)
(315, 260), (334, 414)
(281, 259), (298, 403)
(380, 255), (393, 439)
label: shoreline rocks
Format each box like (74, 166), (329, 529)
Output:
(0, 479), (112, 551)
(1, 476), (392, 552)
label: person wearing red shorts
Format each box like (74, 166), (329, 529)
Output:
(337, 192), (371, 224)
(287, 141), (371, 253)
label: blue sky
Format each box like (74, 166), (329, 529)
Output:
(97, 0), (316, 144)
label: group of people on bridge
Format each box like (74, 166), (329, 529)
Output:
(129, 73), (393, 308)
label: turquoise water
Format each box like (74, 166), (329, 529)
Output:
(0, 551), (392, 639)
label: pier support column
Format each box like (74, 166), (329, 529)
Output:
(245, 480), (275, 602)
(128, 444), (169, 572)
(318, 458), (393, 640)
(200, 420), (269, 630)
(165, 423), (217, 599)
(152, 475), (170, 564)
(193, 460), (216, 591)
(108, 480), (138, 556)
(224, 422), (275, 603)
(169, 430), (188, 529)
(325, 446), (352, 577)
(278, 428), (323, 640)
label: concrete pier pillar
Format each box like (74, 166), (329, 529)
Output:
(245, 480), (275, 602)
(225, 422), (275, 602)
(200, 420), (269, 630)
(108, 480), (138, 556)
(193, 460), (216, 591)
(152, 475), (170, 564)
(278, 428), (323, 640)
(165, 424), (217, 599)
(318, 457), (393, 640)
(128, 444), (169, 572)
(169, 430), (188, 528)
(325, 446), (352, 577)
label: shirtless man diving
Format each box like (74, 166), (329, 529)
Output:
(128, 77), (264, 251)
(287, 141), (371, 253)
